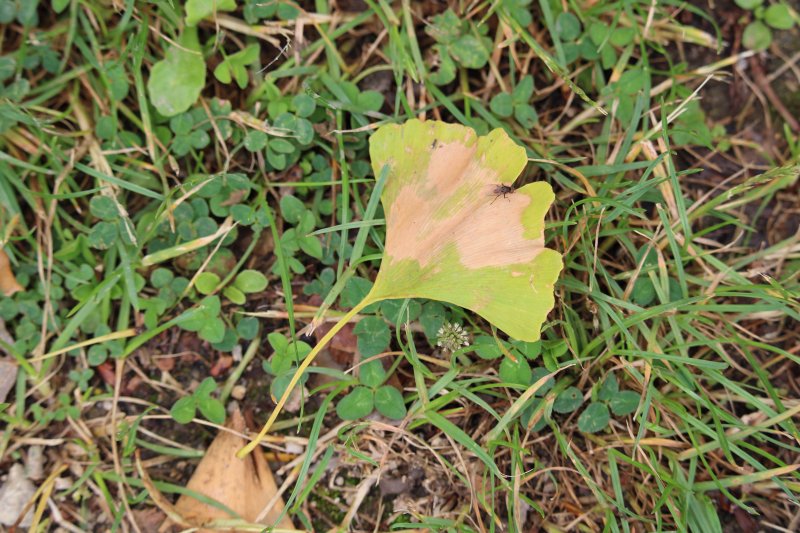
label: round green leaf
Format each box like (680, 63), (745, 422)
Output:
(244, 130), (267, 152)
(279, 195), (306, 224)
(195, 272), (220, 295)
(499, 356), (532, 386)
(353, 316), (391, 358)
(0, 56), (15, 82)
(588, 21), (610, 46)
(185, 0), (237, 26)
(578, 402), (610, 433)
(170, 396), (196, 424)
(764, 4), (795, 30)
(292, 93), (316, 117)
(197, 396), (226, 424)
(170, 113), (194, 135)
(190, 129), (210, 149)
(742, 21), (772, 51)
(597, 373), (619, 401)
(88, 221), (118, 249)
(356, 90), (384, 112)
(529, 367), (555, 396)
(553, 386), (584, 414)
(380, 299), (423, 325)
(609, 390), (640, 417)
(555, 12), (581, 41)
(450, 35), (489, 68)
(199, 318), (226, 344)
(223, 285), (246, 305)
(490, 93), (514, 118)
(87, 345), (108, 366)
(147, 29), (206, 117)
(735, 0), (763, 8)
(269, 369), (309, 399)
(89, 195), (118, 221)
(340, 276), (375, 308)
(632, 277), (656, 306)
(270, 138), (295, 154)
(609, 27), (635, 47)
(95, 116), (116, 141)
(336, 386), (374, 420)
(234, 269), (268, 293)
(471, 336), (503, 360)
(237, 316), (259, 340)
(521, 398), (548, 432)
(514, 103), (538, 128)
(359, 359), (387, 388)
(374, 385), (407, 419)
(514, 340), (542, 360)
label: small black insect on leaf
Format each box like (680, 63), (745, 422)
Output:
(491, 183), (515, 204)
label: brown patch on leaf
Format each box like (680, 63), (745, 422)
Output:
(383, 137), (544, 270)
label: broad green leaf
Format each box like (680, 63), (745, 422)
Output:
(553, 386), (583, 413)
(89, 195), (117, 221)
(223, 285), (246, 305)
(450, 35), (489, 68)
(734, 0), (762, 8)
(610, 390), (640, 417)
(597, 373), (618, 401)
(88, 221), (118, 249)
(578, 402), (610, 433)
(529, 367), (554, 395)
(237, 316), (259, 340)
(555, 12), (581, 41)
(472, 335), (503, 359)
(244, 130), (267, 152)
(336, 386), (374, 420)
(171, 396), (196, 424)
(368, 120), (562, 341)
(499, 356), (532, 386)
(374, 385), (407, 419)
(195, 272), (220, 295)
(197, 396), (226, 424)
(199, 318), (226, 343)
(359, 359), (387, 388)
(267, 331), (289, 353)
(514, 103), (538, 128)
(353, 316), (391, 357)
(195, 377), (218, 398)
(490, 93), (513, 117)
(742, 21), (772, 51)
(185, 0), (237, 26)
(147, 28), (206, 117)
(234, 269), (268, 293)
(764, 4), (795, 30)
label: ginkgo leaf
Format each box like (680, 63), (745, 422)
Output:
(367, 119), (562, 341)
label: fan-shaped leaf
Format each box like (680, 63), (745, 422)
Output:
(368, 120), (562, 341)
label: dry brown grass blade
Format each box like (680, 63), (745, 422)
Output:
(160, 408), (295, 532)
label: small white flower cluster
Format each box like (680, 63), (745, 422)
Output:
(436, 322), (470, 353)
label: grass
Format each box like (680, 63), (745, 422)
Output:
(1, 1), (799, 531)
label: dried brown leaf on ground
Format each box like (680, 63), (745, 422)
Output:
(0, 320), (17, 403)
(159, 409), (294, 532)
(0, 248), (23, 297)
(0, 464), (35, 527)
